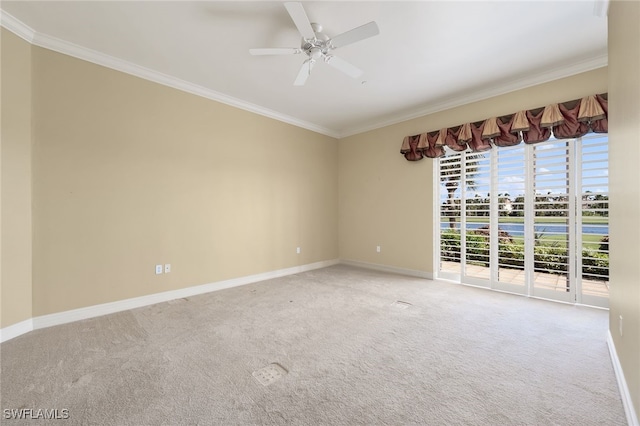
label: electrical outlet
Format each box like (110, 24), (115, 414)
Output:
(619, 315), (623, 337)
(296, 247), (301, 254)
(376, 245), (381, 253)
(155, 265), (163, 275)
(164, 264), (171, 273)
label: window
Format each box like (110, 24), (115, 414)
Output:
(436, 135), (609, 308)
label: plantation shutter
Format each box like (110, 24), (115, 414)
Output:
(439, 153), (463, 276)
(531, 140), (574, 302)
(578, 135), (610, 302)
(496, 146), (526, 286)
(463, 152), (491, 281)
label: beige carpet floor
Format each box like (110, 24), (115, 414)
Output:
(0, 265), (627, 425)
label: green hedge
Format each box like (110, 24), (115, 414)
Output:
(440, 229), (609, 280)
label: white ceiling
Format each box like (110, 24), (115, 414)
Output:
(1, 1), (608, 138)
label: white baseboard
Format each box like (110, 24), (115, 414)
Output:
(1, 259), (339, 343)
(340, 259), (433, 280)
(607, 330), (639, 426)
(0, 318), (34, 343)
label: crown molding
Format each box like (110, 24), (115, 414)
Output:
(337, 52), (608, 138)
(0, 9), (35, 43)
(2, 10), (607, 141)
(0, 11), (340, 139)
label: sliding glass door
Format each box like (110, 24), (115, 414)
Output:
(436, 135), (609, 308)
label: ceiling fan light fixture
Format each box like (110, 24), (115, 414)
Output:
(310, 47), (323, 60)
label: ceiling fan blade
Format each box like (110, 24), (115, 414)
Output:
(330, 21), (380, 49)
(325, 55), (363, 79)
(294, 59), (315, 86)
(284, 2), (316, 40)
(249, 48), (301, 56)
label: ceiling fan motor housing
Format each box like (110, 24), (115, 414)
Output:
(302, 24), (331, 58)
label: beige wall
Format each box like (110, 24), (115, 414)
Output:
(0, 29), (33, 328)
(609, 0), (640, 416)
(30, 46), (338, 316)
(339, 68), (608, 272)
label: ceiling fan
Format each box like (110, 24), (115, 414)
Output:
(249, 2), (380, 86)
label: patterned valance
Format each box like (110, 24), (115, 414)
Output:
(400, 93), (608, 161)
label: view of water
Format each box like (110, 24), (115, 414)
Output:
(441, 222), (608, 236)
